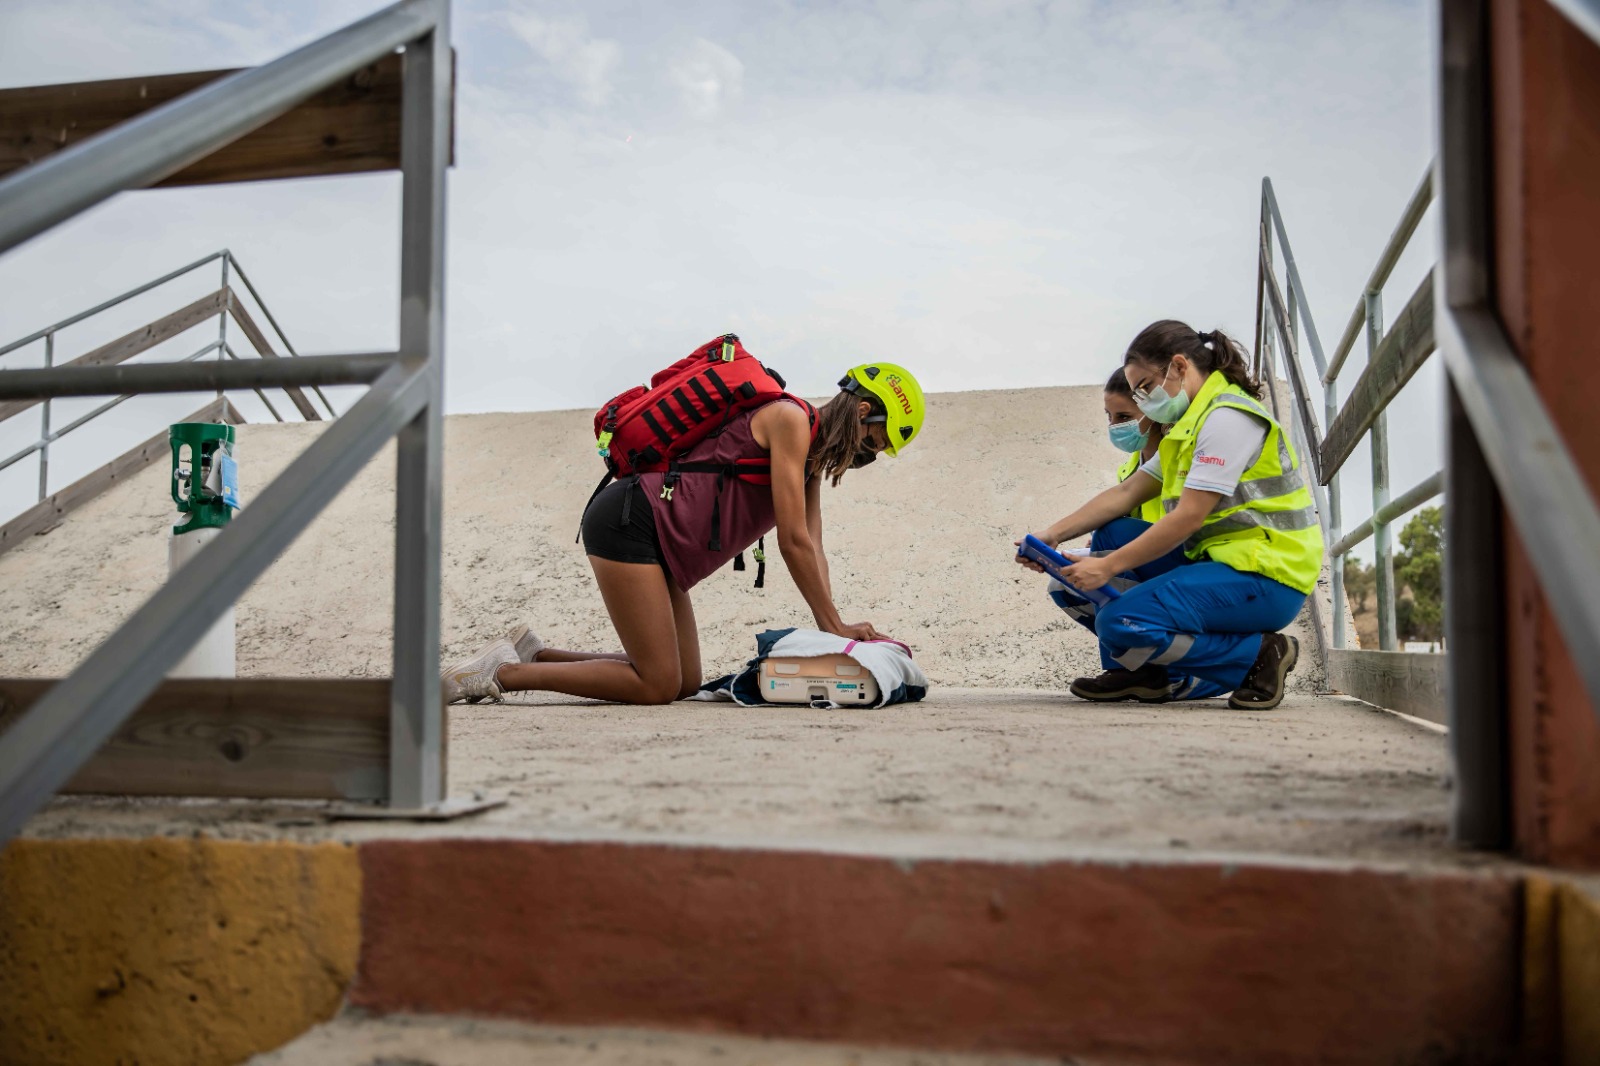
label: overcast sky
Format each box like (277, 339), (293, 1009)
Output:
(0, 0), (1440, 557)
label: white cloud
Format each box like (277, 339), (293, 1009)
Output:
(668, 38), (744, 119)
(503, 9), (621, 107)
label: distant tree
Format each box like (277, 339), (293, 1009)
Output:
(1396, 506), (1445, 644)
(1343, 556), (1376, 613)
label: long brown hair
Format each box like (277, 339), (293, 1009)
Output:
(1123, 320), (1262, 400)
(808, 390), (882, 486)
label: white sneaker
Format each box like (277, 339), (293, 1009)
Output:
(441, 638), (519, 704)
(508, 623), (545, 663)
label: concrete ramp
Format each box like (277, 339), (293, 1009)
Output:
(0, 385), (1324, 692)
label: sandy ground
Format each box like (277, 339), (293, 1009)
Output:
(23, 689), (1456, 865)
(249, 1012), (1064, 1066)
(0, 386), (1325, 692)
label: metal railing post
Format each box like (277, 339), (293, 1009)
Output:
(1327, 374), (1345, 647)
(217, 254), (230, 401)
(1365, 290), (1399, 650)
(1253, 189), (1270, 382)
(389, 3), (450, 810)
(1260, 228), (1278, 387)
(1439, 0), (1508, 849)
(1446, 374), (1509, 846)
(37, 333), (52, 500)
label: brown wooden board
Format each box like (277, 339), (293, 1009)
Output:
(1320, 273), (1436, 484)
(0, 678), (398, 801)
(1326, 648), (1447, 725)
(0, 396), (239, 556)
(0, 288), (228, 426)
(0, 51), (453, 187)
(227, 292), (322, 421)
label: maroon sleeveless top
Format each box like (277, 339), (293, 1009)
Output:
(638, 398), (804, 592)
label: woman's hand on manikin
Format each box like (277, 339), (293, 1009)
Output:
(833, 620), (889, 643)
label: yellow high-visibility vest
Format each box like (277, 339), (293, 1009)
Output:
(1156, 372), (1324, 594)
(1116, 451), (1167, 524)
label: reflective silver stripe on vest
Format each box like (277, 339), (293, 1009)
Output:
(1160, 392), (1306, 516)
(1185, 503), (1321, 550)
(1161, 469), (1307, 514)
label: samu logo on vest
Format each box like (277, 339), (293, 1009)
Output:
(885, 374), (913, 415)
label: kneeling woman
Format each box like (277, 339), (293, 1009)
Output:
(443, 363), (925, 705)
(1021, 321), (1322, 709)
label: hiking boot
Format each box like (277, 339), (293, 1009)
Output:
(508, 623), (545, 663)
(1229, 633), (1299, 710)
(1070, 664), (1174, 703)
(441, 638), (519, 705)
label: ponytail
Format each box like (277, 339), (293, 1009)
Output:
(1123, 319), (1262, 400)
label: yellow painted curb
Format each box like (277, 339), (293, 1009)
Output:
(1559, 879), (1600, 1064)
(1525, 874), (1600, 1065)
(0, 837), (361, 1066)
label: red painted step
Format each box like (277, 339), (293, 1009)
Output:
(352, 838), (1519, 1065)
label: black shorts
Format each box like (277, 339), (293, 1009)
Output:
(581, 479), (665, 567)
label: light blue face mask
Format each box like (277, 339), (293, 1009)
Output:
(1107, 418), (1148, 453)
(1134, 364), (1192, 424)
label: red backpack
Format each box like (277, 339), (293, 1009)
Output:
(584, 333), (816, 586)
(593, 333), (807, 475)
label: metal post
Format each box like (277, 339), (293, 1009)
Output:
(389, 5), (450, 811)
(217, 254), (230, 401)
(1446, 375), (1508, 846)
(1327, 375), (1345, 647)
(37, 333), (52, 500)
(1260, 230), (1277, 387)
(1439, 0), (1509, 849)
(1252, 191), (1269, 381)
(1366, 291), (1399, 650)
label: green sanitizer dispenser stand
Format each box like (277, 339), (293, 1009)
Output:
(170, 422), (238, 535)
(168, 421), (239, 676)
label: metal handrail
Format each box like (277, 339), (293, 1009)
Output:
(0, 351), (395, 399)
(1548, 0), (1600, 49)
(1324, 171), (1434, 384)
(1329, 470), (1442, 559)
(0, 250), (337, 524)
(0, 251), (223, 357)
(0, 340), (222, 476)
(1257, 0), (1600, 856)
(1256, 164), (1439, 654)
(0, 0), (452, 843)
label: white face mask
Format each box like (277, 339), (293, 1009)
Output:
(1133, 362), (1191, 424)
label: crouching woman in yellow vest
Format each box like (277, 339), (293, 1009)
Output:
(1020, 320), (1323, 709)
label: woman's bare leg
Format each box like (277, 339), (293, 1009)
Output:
(533, 648), (630, 663)
(492, 557), (694, 704)
(669, 578), (703, 699)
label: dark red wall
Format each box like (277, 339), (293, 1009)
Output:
(1491, 0), (1600, 867)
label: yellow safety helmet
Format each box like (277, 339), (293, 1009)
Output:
(839, 363), (925, 456)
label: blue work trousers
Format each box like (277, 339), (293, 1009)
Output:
(1079, 517), (1307, 694)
